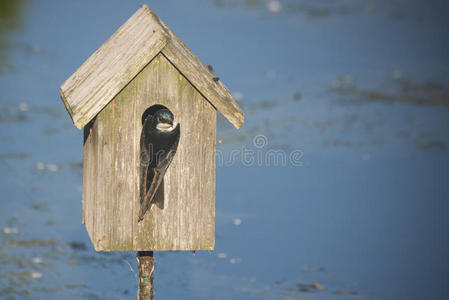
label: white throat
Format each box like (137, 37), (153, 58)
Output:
(156, 121), (177, 132)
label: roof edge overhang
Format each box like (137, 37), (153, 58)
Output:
(60, 4), (243, 130)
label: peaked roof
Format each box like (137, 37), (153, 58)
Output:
(60, 4), (244, 130)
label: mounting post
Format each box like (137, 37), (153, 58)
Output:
(137, 251), (155, 300)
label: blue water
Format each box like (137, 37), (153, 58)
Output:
(1, 0), (448, 299)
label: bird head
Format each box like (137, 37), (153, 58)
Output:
(155, 109), (173, 125)
(154, 109), (176, 131)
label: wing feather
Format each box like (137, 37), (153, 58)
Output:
(138, 123), (180, 222)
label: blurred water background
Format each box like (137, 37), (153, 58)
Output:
(0, 0), (448, 299)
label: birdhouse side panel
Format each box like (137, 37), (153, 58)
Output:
(82, 53), (216, 251)
(83, 88), (138, 251)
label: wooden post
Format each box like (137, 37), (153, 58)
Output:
(137, 251), (155, 300)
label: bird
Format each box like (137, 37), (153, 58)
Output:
(139, 108), (180, 222)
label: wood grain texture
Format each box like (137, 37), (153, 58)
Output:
(60, 5), (168, 129)
(159, 20), (244, 129)
(83, 54), (216, 251)
(60, 4), (243, 130)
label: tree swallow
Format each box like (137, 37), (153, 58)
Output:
(139, 108), (180, 222)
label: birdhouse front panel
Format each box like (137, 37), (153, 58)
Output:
(82, 54), (216, 251)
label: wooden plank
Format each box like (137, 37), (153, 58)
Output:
(159, 22), (244, 129)
(82, 120), (97, 230)
(60, 5), (168, 130)
(83, 53), (215, 251)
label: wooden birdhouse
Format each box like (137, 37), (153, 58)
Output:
(59, 5), (243, 252)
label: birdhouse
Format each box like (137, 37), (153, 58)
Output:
(59, 5), (243, 252)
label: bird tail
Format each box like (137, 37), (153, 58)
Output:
(138, 169), (164, 222)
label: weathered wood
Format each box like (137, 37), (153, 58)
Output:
(83, 53), (216, 251)
(60, 4), (243, 130)
(158, 21), (244, 129)
(60, 5), (168, 129)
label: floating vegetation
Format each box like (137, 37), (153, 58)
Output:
(213, 0), (356, 18)
(217, 131), (251, 145)
(33, 160), (83, 175)
(238, 99), (278, 114)
(297, 282), (326, 292)
(0, 232), (133, 298)
(64, 161), (83, 172)
(34, 286), (64, 293)
(30, 271), (43, 279)
(415, 134), (447, 150)
(212, 0), (437, 22)
(0, 101), (66, 126)
(311, 282), (326, 291)
(293, 91), (301, 101)
(68, 241), (88, 251)
(42, 127), (60, 136)
(5, 238), (57, 248)
(233, 218), (242, 226)
(0, 105), (28, 123)
(31, 201), (48, 212)
(12, 42), (42, 56)
(65, 284), (86, 290)
(35, 162), (59, 172)
(0, 283), (32, 298)
(1, 252), (33, 268)
(67, 252), (134, 268)
(333, 289), (358, 295)
(33, 106), (65, 118)
(324, 139), (358, 147)
(18, 103), (29, 112)
(1, 281), (88, 298)
(266, 0), (282, 13)
(3, 227), (19, 235)
(331, 75), (449, 107)
(32, 257), (43, 264)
